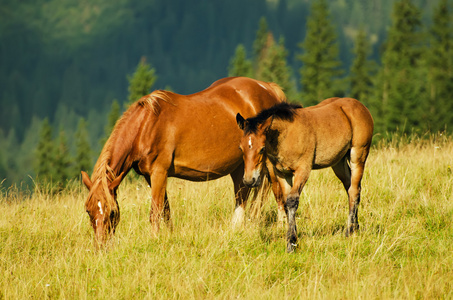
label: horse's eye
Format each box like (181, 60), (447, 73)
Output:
(259, 147), (265, 154)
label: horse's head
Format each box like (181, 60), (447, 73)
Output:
(236, 113), (273, 187)
(81, 171), (123, 246)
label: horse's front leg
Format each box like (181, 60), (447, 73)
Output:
(284, 168), (310, 253)
(230, 164), (251, 229)
(147, 168), (171, 235)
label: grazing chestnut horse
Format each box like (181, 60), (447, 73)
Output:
(236, 98), (374, 253)
(81, 77), (285, 246)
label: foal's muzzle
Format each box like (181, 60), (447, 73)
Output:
(243, 175), (261, 188)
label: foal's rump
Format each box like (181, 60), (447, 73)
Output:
(306, 98), (374, 168)
(309, 97), (373, 143)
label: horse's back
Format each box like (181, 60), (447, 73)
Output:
(200, 77), (286, 115)
(145, 77), (285, 180)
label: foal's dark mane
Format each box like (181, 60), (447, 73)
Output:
(245, 102), (302, 134)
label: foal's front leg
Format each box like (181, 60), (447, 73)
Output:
(284, 168), (310, 253)
(266, 161), (286, 228)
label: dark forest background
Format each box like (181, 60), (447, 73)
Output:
(1, 0), (452, 188)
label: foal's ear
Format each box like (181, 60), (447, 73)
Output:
(236, 113), (246, 130)
(81, 171), (92, 190)
(259, 116), (273, 133)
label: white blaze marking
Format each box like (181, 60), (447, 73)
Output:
(98, 201), (104, 215)
(248, 136), (252, 149)
(232, 206), (246, 229)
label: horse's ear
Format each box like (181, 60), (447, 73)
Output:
(236, 113), (246, 130)
(109, 171), (125, 191)
(81, 171), (92, 190)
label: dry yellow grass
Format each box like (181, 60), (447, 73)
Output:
(1, 134), (453, 298)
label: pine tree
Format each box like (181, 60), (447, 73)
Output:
(257, 36), (295, 100)
(100, 99), (121, 147)
(54, 129), (72, 187)
(0, 151), (6, 183)
(75, 118), (93, 175)
(35, 118), (56, 183)
(373, 0), (425, 133)
(426, 0), (453, 132)
(253, 17), (269, 68)
(228, 44), (253, 77)
(349, 29), (376, 106)
(297, 0), (343, 106)
(126, 57), (157, 108)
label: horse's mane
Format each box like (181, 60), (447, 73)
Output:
(244, 102), (302, 134)
(137, 90), (175, 115)
(87, 90), (175, 213)
(92, 90), (174, 181)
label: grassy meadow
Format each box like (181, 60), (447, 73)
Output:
(1, 134), (453, 299)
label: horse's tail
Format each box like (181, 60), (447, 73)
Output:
(268, 82), (287, 103)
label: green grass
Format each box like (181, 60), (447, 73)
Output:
(1, 136), (453, 299)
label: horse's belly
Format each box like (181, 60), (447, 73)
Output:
(170, 152), (241, 181)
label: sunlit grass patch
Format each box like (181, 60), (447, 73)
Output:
(1, 135), (453, 298)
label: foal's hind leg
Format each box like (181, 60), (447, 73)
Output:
(332, 149), (366, 236)
(331, 154), (356, 235)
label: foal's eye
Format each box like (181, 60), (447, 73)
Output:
(259, 147), (265, 154)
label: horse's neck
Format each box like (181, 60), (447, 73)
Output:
(102, 104), (150, 178)
(93, 138), (133, 183)
(105, 142), (133, 179)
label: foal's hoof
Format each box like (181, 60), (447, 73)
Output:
(286, 242), (297, 253)
(345, 224), (359, 237)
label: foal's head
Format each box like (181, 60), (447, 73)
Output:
(236, 114), (272, 187)
(236, 103), (301, 187)
(81, 171), (123, 246)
